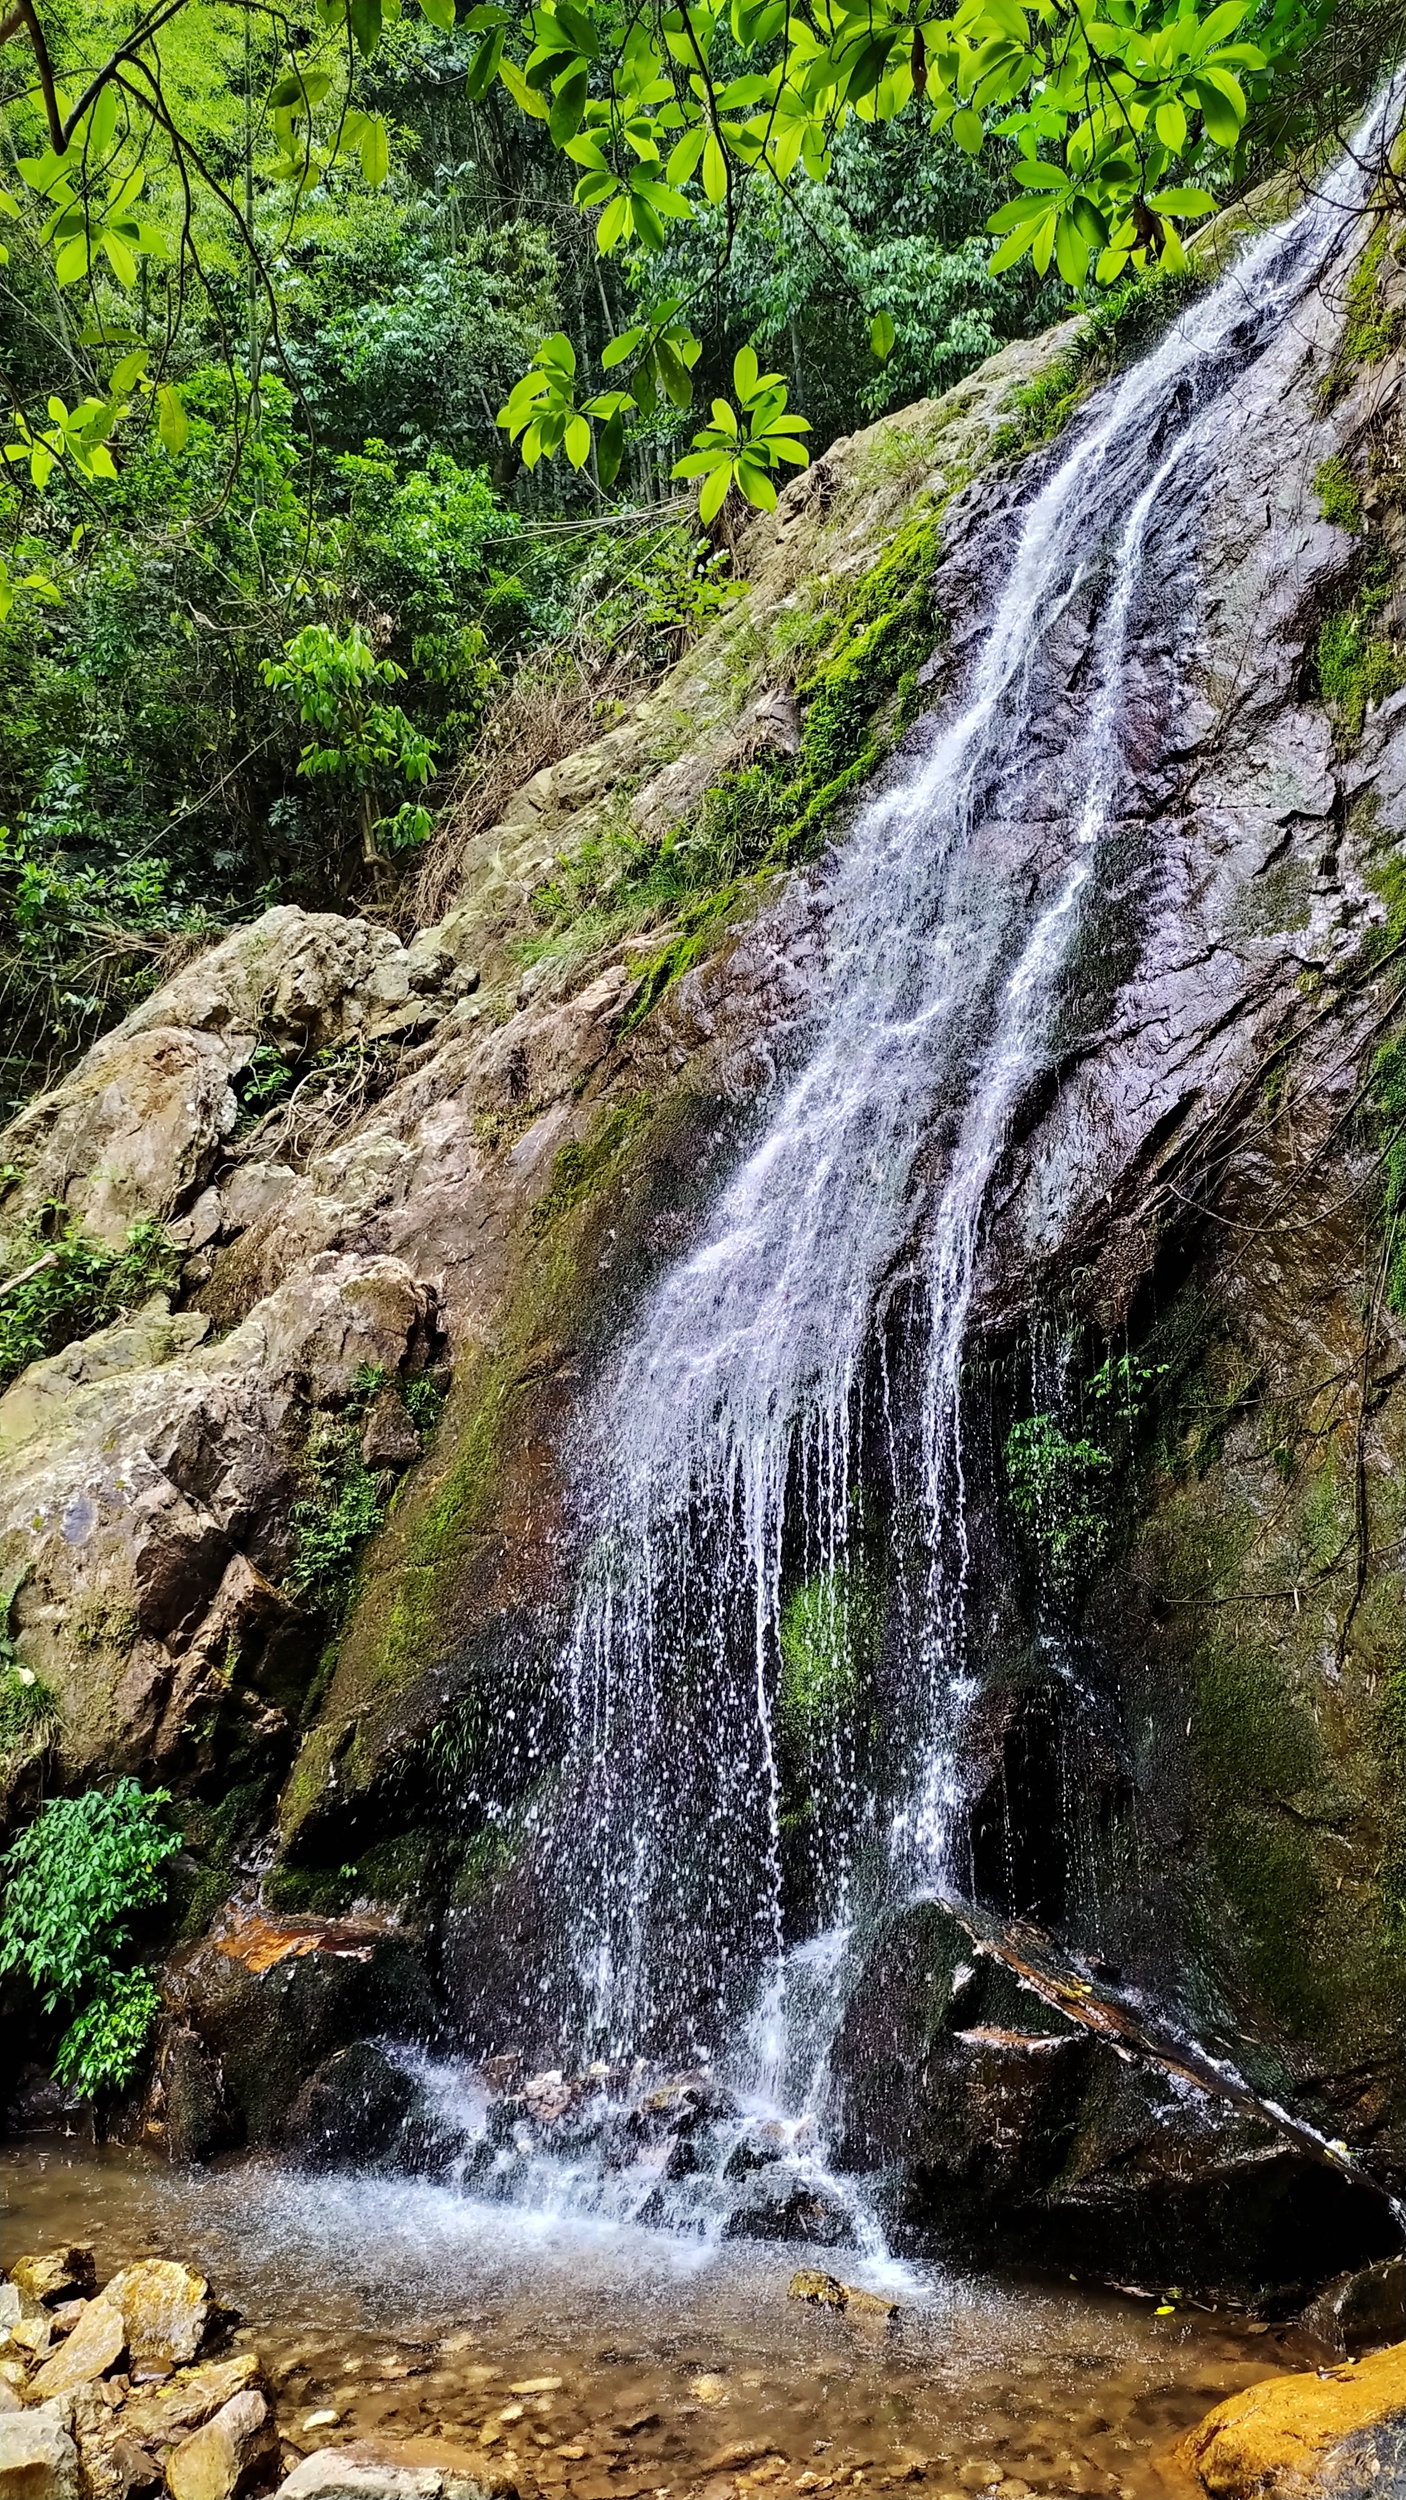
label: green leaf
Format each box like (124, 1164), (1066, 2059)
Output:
(698, 459), (732, 522)
(1149, 184), (1216, 214)
(359, 116), (391, 184)
(564, 412), (592, 467)
(421, 0), (457, 24)
(869, 307), (896, 362)
(702, 132), (728, 202)
(549, 64), (589, 143)
(951, 106), (985, 153)
(465, 27), (505, 95)
(350, 0), (384, 54)
(155, 383), (187, 453)
(498, 54), (550, 116)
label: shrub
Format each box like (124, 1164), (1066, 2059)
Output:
(0, 1778), (180, 2098)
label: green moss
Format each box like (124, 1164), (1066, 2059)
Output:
(529, 1096), (654, 1237)
(778, 1564), (879, 1732)
(620, 505), (946, 1025)
(1316, 549), (1405, 746)
(1320, 222), (1404, 409)
(1314, 455), (1363, 533)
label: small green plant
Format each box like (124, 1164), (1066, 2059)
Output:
(1005, 1415), (1114, 1581)
(1373, 1033), (1406, 1316)
(0, 1216), (181, 1392)
(0, 1778), (180, 2098)
(402, 1374), (446, 1435)
(1314, 456), (1363, 534)
(0, 1570), (58, 1769)
(287, 1362), (406, 1615)
(261, 622), (437, 867)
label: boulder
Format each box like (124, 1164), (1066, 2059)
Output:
(74, 2426), (164, 2500)
(1175, 2339), (1406, 2497)
(1304, 2259), (1406, 2360)
(277, 2042), (422, 2170)
(0, 1249), (438, 1788)
(103, 2266), (209, 2369)
(25, 2303), (125, 2403)
(275, 2438), (493, 2500)
(7, 2257), (94, 2310)
(168, 1918), (434, 2149)
(164, 2393), (275, 2500)
(0, 2403), (80, 2500)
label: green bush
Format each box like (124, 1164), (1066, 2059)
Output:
(0, 1217), (180, 1391)
(0, 1778), (180, 2098)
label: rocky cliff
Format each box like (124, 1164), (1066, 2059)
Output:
(0, 182), (1402, 2300)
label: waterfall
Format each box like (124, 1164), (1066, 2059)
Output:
(464, 95), (1398, 2193)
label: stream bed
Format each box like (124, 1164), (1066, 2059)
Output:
(3, 2138), (1316, 2500)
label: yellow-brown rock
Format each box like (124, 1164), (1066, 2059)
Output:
(8, 2255), (95, 2310)
(1176, 2338), (1406, 2496)
(103, 2267), (209, 2370)
(164, 2392), (273, 2500)
(25, 2304), (125, 2405)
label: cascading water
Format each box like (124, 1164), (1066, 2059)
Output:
(438, 94), (1401, 2246)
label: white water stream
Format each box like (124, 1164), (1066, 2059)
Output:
(450, 95), (1401, 2253)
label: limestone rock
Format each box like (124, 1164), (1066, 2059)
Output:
(1175, 2339), (1406, 2496)
(121, 2354), (263, 2447)
(0, 2392), (19, 2419)
(220, 1167), (295, 1238)
(164, 2392), (274, 2500)
(0, 1249), (436, 1786)
(0, 2402), (80, 2500)
(8, 2257), (95, 2310)
(103, 2266), (209, 2369)
(358, 1389), (420, 1472)
(787, 2271), (845, 2308)
(26, 2303), (125, 2403)
(275, 2437), (493, 2500)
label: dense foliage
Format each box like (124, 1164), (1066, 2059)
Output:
(0, 1778), (180, 2095)
(0, 0), (1394, 1110)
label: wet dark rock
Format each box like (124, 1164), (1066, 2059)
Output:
(278, 2044), (422, 2170)
(168, 1926), (435, 2149)
(156, 2028), (237, 2166)
(1305, 2260), (1406, 2360)
(831, 1898), (1399, 2295)
(721, 2177), (853, 2247)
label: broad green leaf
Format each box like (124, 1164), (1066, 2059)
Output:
(698, 459), (732, 522)
(869, 307), (896, 361)
(350, 0), (384, 54)
(564, 412), (592, 467)
(1149, 184), (1216, 213)
(702, 133), (728, 202)
(498, 54), (549, 115)
(549, 65), (589, 143)
(421, 0), (457, 25)
(465, 24), (505, 90)
(951, 106), (986, 152)
(360, 117), (391, 184)
(156, 383), (188, 453)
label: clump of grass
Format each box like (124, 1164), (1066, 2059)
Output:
(1314, 454), (1363, 533)
(989, 261), (1206, 462)
(287, 1363), (426, 1618)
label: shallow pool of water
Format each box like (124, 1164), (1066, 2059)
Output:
(2, 2138), (1312, 2500)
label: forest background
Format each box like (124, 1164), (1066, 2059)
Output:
(0, 0), (1398, 1122)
